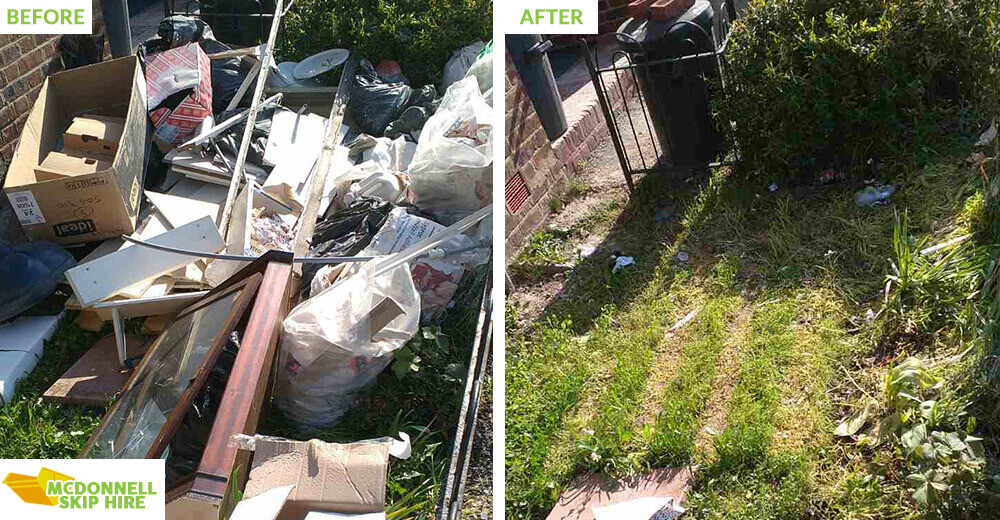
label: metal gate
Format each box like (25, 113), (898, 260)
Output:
(580, 3), (740, 194)
(163, 0), (278, 46)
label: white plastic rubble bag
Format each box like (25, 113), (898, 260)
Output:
(274, 259), (420, 432)
(407, 76), (493, 225)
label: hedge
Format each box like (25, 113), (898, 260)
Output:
(278, 0), (493, 87)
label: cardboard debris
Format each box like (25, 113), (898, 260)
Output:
(141, 314), (171, 335)
(546, 468), (691, 520)
(230, 485), (295, 520)
(243, 437), (391, 520)
(3, 56), (148, 245)
(34, 150), (114, 181)
(0, 313), (63, 405)
(74, 309), (106, 332)
(64, 115), (125, 156)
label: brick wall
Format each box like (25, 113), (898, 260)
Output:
(0, 0), (107, 168)
(0, 0), (106, 244)
(505, 49), (572, 262)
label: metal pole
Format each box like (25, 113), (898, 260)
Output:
(507, 34), (568, 141)
(101, 0), (133, 58)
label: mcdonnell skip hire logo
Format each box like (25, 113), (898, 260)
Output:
(3, 467), (157, 510)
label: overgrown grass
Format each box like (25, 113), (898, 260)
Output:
(506, 105), (999, 519)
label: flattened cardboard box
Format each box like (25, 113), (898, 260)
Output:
(4, 56), (148, 245)
(244, 437), (388, 520)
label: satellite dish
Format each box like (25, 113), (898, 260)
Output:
(293, 48), (349, 80)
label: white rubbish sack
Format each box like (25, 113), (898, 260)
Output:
(275, 260), (419, 432)
(408, 76), (493, 225)
(442, 41), (486, 90)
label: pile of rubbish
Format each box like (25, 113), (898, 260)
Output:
(0, 11), (492, 518)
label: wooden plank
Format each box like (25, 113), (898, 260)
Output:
(193, 255), (293, 515)
(218, 0), (286, 244)
(66, 216), (225, 307)
(93, 291), (209, 321)
(204, 183), (252, 287)
(42, 334), (149, 407)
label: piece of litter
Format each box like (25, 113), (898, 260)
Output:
(670, 308), (701, 332)
(593, 497), (684, 520)
(864, 309), (875, 323)
(704, 426), (719, 435)
(676, 251), (689, 263)
(229, 485), (295, 520)
(768, 182), (778, 192)
(612, 256), (635, 273)
(578, 245), (597, 258)
(976, 119), (997, 147)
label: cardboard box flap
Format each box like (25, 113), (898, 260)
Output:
(35, 150), (114, 181)
(244, 438), (389, 520)
(65, 115), (125, 156)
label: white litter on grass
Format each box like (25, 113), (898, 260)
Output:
(612, 256), (635, 273)
(578, 245), (597, 258)
(976, 120), (997, 147)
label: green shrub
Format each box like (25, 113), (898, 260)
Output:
(278, 0), (492, 87)
(719, 0), (1000, 181)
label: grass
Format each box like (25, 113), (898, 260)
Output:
(505, 106), (1000, 519)
(0, 264), (490, 520)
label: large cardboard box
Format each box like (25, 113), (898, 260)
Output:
(4, 57), (148, 245)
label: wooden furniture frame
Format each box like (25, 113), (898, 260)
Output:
(165, 251), (294, 520)
(78, 274), (262, 459)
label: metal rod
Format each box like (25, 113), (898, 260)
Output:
(218, 0), (286, 239)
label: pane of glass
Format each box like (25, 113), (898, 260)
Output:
(84, 290), (242, 459)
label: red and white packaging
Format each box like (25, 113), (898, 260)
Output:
(144, 43), (213, 146)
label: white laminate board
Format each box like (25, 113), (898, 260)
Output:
(93, 291), (208, 321)
(66, 216), (225, 307)
(147, 186), (225, 229)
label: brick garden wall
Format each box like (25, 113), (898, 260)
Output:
(0, 0), (107, 243)
(0, 0), (107, 166)
(504, 49), (572, 262)
(505, 46), (636, 262)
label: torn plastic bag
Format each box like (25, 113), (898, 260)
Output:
(465, 43), (493, 100)
(0, 241), (75, 323)
(158, 15), (211, 48)
(363, 136), (417, 173)
(384, 84), (439, 140)
(407, 76), (493, 224)
(349, 60), (414, 137)
(442, 41), (486, 90)
(302, 197), (393, 290)
(213, 105), (275, 172)
(275, 260), (419, 432)
(360, 207), (475, 319)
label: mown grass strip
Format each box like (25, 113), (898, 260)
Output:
(646, 296), (741, 467)
(505, 318), (589, 519)
(687, 299), (813, 519)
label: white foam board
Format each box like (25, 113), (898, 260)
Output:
(0, 313), (63, 405)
